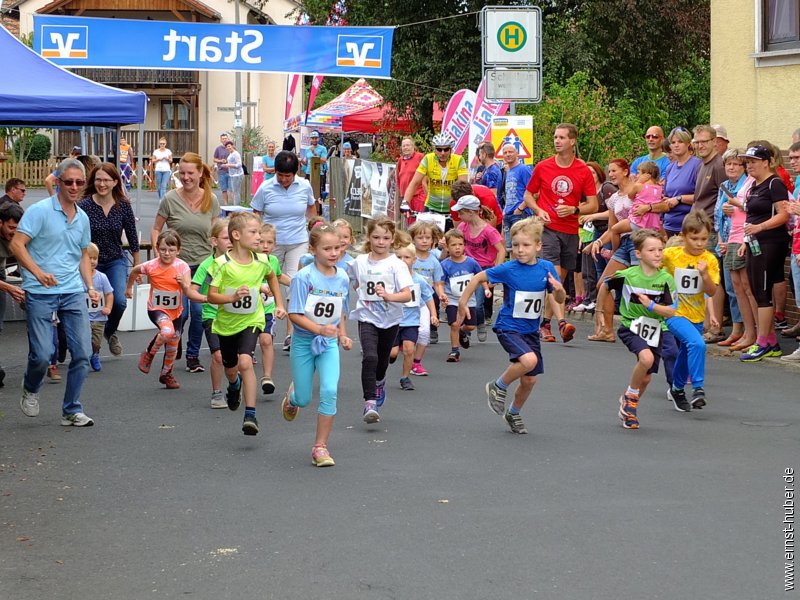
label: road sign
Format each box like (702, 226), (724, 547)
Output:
(491, 115), (534, 161)
(485, 68), (541, 103)
(482, 7), (541, 66)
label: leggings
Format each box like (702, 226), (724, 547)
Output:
(289, 333), (340, 416)
(358, 321), (399, 401)
(666, 316), (706, 390)
(147, 310), (181, 374)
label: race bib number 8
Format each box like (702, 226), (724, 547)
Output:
(449, 274), (473, 298)
(224, 287), (258, 314)
(512, 290), (545, 320)
(359, 273), (390, 301)
(630, 316), (661, 347)
(674, 267), (702, 295)
(304, 293), (343, 325)
(152, 288), (180, 309)
(404, 284), (420, 308)
(86, 293), (105, 311)
(260, 291), (275, 308)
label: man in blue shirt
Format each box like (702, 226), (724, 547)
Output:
(631, 126), (670, 177)
(11, 158), (98, 427)
(301, 130), (328, 197)
(475, 142), (502, 197)
(499, 144), (533, 250)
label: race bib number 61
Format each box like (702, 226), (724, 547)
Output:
(674, 267), (702, 295)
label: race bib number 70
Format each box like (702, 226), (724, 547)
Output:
(512, 290), (545, 320)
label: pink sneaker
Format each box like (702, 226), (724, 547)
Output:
(410, 363), (428, 376)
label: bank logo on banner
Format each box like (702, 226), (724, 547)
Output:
(41, 25), (88, 59)
(336, 36), (383, 68)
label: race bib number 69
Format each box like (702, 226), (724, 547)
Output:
(304, 293), (343, 326)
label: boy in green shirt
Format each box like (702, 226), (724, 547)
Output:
(207, 213), (286, 435)
(604, 229), (676, 429)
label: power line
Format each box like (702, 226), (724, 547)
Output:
(394, 10), (480, 29)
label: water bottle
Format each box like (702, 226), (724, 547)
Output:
(744, 234), (761, 256)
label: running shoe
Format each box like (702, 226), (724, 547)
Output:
(781, 348), (800, 362)
(485, 381), (506, 415)
(775, 316), (789, 330)
(429, 328), (439, 345)
(767, 344), (783, 358)
(138, 351), (153, 374)
(691, 387), (706, 410)
(400, 377), (415, 391)
(410, 363), (428, 376)
(107, 333), (123, 356)
(282, 384), (298, 421)
(242, 414), (259, 436)
(459, 329), (470, 349)
(446, 350), (460, 363)
(61, 412), (94, 427)
(559, 321), (576, 343)
(185, 357), (205, 373)
(740, 344), (771, 362)
(210, 390), (226, 409)
(363, 400), (380, 423)
(312, 445), (335, 467)
(541, 322), (556, 343)
(226, 375), (242, 411)
(261, 376), (275, 395)
(572, 301), (587, 312)
(583, 301), (597, 311)
(667, 387), (691, 412)
(282, 335), (292, 351)
(375, 380), (386, 407)
(618, 393), (640, 429)
(0, 366), (5, 388)
(504, 411), (528, 434)
(477, 323), (488, 342)
(47, 365), (62, 382)
(159, 370), (180, 389)
(20, 386), (40, 417)
(90, 352), (102, 372)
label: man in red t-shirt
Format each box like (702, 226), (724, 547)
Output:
(396, 137), (426, 215)
(522, 123), (598, 342)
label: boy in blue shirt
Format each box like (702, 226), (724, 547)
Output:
(456, 218), (564, 434)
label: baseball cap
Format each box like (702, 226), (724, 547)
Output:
(342, 142), (352, 149)
(738, 145), (772, 161)
(310, 130), (320, 138)
(71, 146), (82, 153)
(451, 194), (480, 212)
(712, 124), (729, 142)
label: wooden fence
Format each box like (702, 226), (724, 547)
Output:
(0, 159), (56, 186)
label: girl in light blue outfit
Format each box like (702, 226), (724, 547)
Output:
(282, 225), (352, 467)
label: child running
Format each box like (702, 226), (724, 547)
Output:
(207, 213), (286, 436)
(184, 219), (230, 408)
(348, 217), (413, 424)
(662, 211), (720, 411)
(604, 229), (676, 429)
(439, 228), (488, 363)
(282, 224), (352, 467)
(389, 244), (438, 391)
(409, 221), (445, 375)
(257, 222), (292, 395)
(86, 243), (114, 372)
(126, 230), (192, 389)
(456, 218), (565, 434)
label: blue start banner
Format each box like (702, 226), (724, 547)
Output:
(33, 15), (395, 78)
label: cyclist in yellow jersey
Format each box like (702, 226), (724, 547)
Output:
(403, 133), (468, 219)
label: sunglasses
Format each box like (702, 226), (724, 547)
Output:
(15, 187), (26, 193)
(644, 134), (662, 140)
(59, 178), (86, 187)
(434, 147), (451, 152)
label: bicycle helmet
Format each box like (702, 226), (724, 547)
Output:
(431, 132), (455, 148)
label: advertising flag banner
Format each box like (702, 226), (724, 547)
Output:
(467, 77), (510, 168)
(285, 74), (300, 120)
(33, 15), (394, 78)
(441, 89), (476, 155)
(305, 75), (325, 123)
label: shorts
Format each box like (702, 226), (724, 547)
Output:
(217, 171), (231, 192)
(541, 227), (579, 271)
(262, 313), (276, 336)
(746, 240), (789, 307)
(494, 329), (544, 376)
(202, 318), (221, 353)
(394, 325), (419, 346)
(611, 235), (639, 267)
(90, 321), (105, 349)
(617, 326), (662, 374)
(723, 242), (746, 271)
(219, 327), (262, 369)
(446, 304), (476, 326)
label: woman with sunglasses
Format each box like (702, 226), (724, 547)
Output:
(151, 137), (173, 200)
(78, 163), (140, 356)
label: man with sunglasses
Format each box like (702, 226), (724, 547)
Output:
(0, 178), (26, 211)
(402, 132), (467, 226)
(631, 126), (670, 177)
(10, 158), (97, 427)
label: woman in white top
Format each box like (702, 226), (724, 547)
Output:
(151, 137), (173, 200)
(224, 140), (244, 206)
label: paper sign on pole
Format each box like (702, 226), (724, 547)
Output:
(491, 115), (534, 162)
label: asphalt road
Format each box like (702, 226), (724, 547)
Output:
(1, 308), (798, 599)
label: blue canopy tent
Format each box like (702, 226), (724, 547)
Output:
(0, 24), (147, 208)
